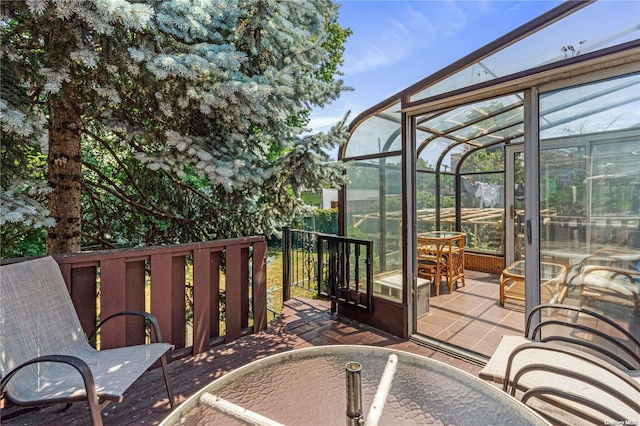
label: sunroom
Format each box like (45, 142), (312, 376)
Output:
(338, 0), (640, 358)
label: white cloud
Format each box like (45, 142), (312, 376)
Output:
(339, 2), (476, 76)
(342, 42), (407, 75)
(308, 115), (346, 132)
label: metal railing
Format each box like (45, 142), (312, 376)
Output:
(282, 227), (373, 312)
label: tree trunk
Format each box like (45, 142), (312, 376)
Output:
(46, 101), (83, 254)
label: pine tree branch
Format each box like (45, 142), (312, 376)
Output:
(85, 129), (168, 209)
(88, 129), (218, 208)
(82, 162), (194, 223)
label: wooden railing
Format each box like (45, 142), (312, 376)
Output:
(2, 237), (267, 359)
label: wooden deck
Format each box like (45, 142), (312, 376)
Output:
(2, 297), (484, 426)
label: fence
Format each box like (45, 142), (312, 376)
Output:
(2, 237), (267, 359)
(282, 227), (373, 312)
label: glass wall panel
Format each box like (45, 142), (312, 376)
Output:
(439, 173), (456, 230)
(411, 1), (640, 102)
(345, 102), (402, 158)
(539, 73), (640, 338)
(345, 156), (403, 302)
(417, 137), (449, 171)
(459, 145), (506, 254)
(460, 172), (505, 254)
(416, 170), (436, 234)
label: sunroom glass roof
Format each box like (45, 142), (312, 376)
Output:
(409, 1), (640, 103)
(416, 94), (524, 150)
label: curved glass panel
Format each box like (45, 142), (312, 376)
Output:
(439, 144), (466, 173)
(410, 1), (640, 102)
(416, 94), (523, 171)
(417, 137), (450, 171)
(461, 144), (505, 174)
(345, 102), (402, 158)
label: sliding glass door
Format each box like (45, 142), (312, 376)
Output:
(539, 72), (640, 337)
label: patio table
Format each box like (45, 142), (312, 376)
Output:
(500, 260), (567, 306)
(160, 345), (549, 425)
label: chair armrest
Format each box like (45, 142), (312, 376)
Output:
(1, 355), (105, 425)
(582, 265), (639, 281)
(89, 310), (165, 345)
(0, 355), (98, 402)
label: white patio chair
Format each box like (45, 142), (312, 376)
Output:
(0, 256), (176, 425)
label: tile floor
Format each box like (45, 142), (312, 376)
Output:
(416, 270), (527, 358)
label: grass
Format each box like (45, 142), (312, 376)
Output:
(266, 248), (318, 317)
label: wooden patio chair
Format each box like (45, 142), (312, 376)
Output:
(0, 256), (176, 426)
(502, 342), (640, 424)
(417, 243), (447, 295)
(417, 235), (465, 296)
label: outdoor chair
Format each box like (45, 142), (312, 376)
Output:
(566, 247), (640, 313)
(0, 256), (176, 426)
(480, 303), (640, 397)
(417, 243), (447, 295)
(417, 235), (465, 296)
(502, 341), (640, 424)
(525, 303), (640, 369)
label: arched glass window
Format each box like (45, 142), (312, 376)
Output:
(345, 102), (402, 158)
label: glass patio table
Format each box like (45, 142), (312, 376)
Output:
(160, 345), (549, 425)
(500, 260), (567, 306)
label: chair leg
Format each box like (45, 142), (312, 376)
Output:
(447, 270), (456, 294)
(57, 403), (73, 412)
(160, 354), (177, 409)
(86, 395), (104, 426)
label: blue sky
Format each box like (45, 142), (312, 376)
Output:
(309, 0), (564, 135)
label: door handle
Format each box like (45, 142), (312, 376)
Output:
(510, 205), (515, 220)
(526, 219), (532, 244)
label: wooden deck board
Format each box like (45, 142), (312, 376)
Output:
(1, 297), (482, 425)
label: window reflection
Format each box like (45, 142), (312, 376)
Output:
(346, 157), (404, 302)
(539, 73), (640, 338)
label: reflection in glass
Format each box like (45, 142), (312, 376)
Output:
(346, 157), (403, 302)
(539, 73), (640, 338)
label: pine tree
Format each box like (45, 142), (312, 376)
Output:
(1, 0), (351, 254)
